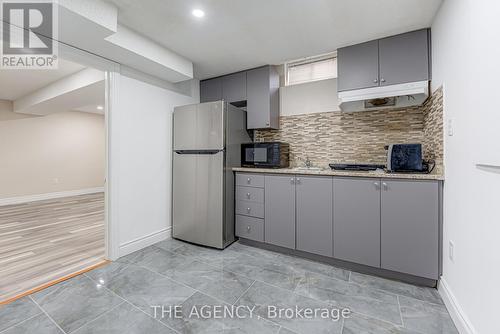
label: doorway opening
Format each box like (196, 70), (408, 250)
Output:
(0, 56), (109, 303)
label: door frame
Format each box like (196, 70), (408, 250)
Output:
(59, 43), (121, 260)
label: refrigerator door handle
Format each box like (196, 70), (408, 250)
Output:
(175, 149), (224, 155)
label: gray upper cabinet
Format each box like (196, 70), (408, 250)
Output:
(200, 77), (222, 103)
(337, 29), (430, 92)
(222, 72), (247, 103)
(379, 29), (430, 86)
(381, 180), (439, 279)
(246, 66), (279, 129)
(264, 174), (295, 249)
(296, 176), (333, 257)
(333, 178), (381, 267)
(201, 65), (279, 130)
(337, 40), (380, 92)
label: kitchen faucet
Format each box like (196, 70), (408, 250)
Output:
(297, 156), (313, 168)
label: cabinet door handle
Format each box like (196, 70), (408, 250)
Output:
(382, 182), (388, 190)
(373, 79), (378, 83)
(291, 178), (295, 184)
(296, 178), (301, 184)
(380, 78), (386, 83)
(246, 226), (251, 232)
(374, 182), (380, 189)
(246, 208), (251, 213)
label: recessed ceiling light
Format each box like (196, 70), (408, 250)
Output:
(97, 105), (104, 110)
(192, 9), (205, 18)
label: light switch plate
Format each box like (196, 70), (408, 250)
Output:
(447, 118), (454, 136)
(449, 241), (455, 262)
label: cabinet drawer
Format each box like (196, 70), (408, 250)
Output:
(236, 186), (264, 203)
(236, 200), (264, 218)
(235, 173), (265, 188)
(235, 215), (264, 242)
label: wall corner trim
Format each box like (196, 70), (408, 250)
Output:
(438, 277), (477, 334)
(118, 227), (171, 258)
(0, 187), (104, 206)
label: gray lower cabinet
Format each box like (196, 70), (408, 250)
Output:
(236, 200), (264, 219)
(333, 178), (381, 267)
(381, 180), (439, 279)
(235, 173), (265, 188)
(236, 186), (264, 203)
(200, 77), (222, 103)
(264, 175), (296, 249)
(296, 176), (333, 257)
(235, 172), (440, 281)
(235, 215), (264, 242)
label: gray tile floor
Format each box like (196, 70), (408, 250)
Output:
(0, 239), (458, 334)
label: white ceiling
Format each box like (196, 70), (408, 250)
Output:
(24, 81), (105, 116)
(73, 103), (106, 115)
(0, 59), (85, 100)
(106, 0), (443, 79)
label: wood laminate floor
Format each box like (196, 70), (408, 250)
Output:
(0, 193), (105, 303)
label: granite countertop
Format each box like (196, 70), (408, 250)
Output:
(232, 167), (444, 181)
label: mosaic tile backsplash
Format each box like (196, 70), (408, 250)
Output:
(422, 87), (444, 167)
(255, 87), (444, 172)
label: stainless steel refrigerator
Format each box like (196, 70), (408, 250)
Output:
(172, 101), (250, 249)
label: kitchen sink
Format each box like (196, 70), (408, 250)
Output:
(292, 167), (323, 171)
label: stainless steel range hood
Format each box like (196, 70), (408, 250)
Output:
(338, 81), (429, 112)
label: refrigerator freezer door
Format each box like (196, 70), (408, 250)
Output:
(173, 101), (224, 151)
(172, 150), (224, 248)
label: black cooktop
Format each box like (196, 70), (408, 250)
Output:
(329, 163), (386, 171)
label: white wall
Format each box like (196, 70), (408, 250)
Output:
(280, 78), (340, 116)
(113, 75), (197, 256)
(431, 1), (500, 333)
(0, 111), (105, 200)
(0, 100), (32, 121)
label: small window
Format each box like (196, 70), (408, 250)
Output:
(286, 54), (337, 86)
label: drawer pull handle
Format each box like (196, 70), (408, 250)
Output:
(246, 193), (251, 199)
(247, 178), (251, 184)
(246, 226), (251, 232)
(246, 208), (251, 213)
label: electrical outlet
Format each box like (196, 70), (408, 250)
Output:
(447, 118), (454, 136)
(449, 241), (455, 262)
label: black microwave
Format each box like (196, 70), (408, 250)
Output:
(241, 142), (290, 168)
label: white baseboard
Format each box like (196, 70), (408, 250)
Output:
(119, 227), (171, 258)
(438, 278), (477, 334)
(0, 187), (105, 206)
